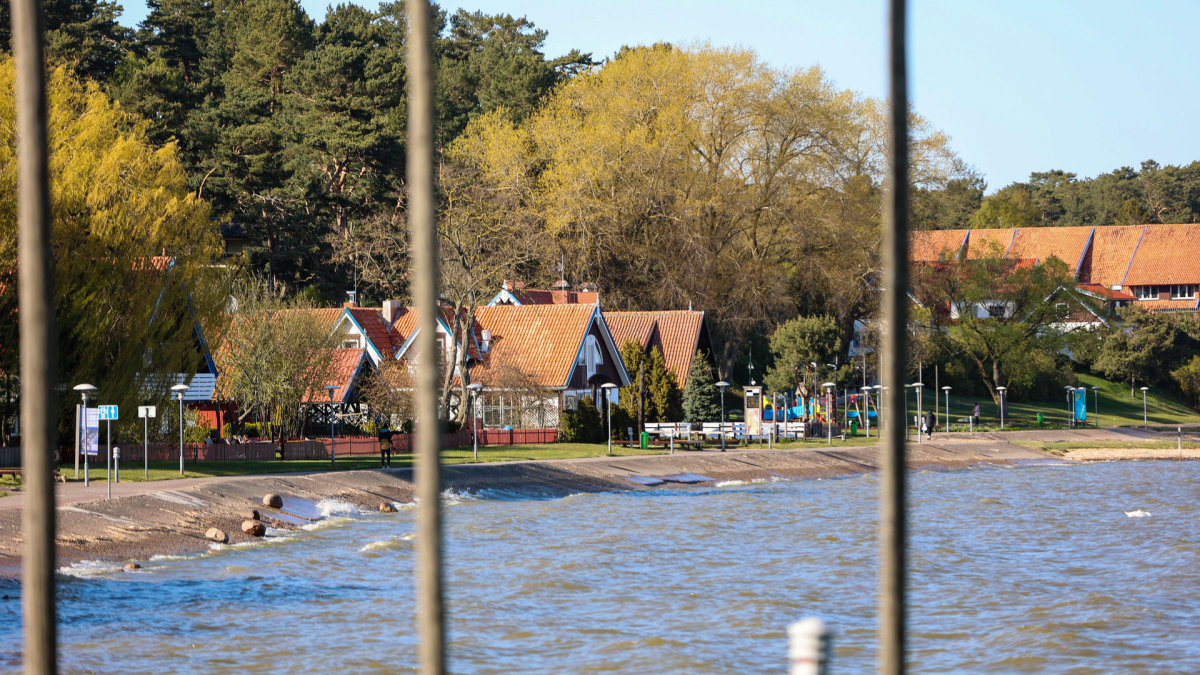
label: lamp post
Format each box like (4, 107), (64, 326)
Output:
(715, 381), (730, 451)
(325, 384), (338, 468)
(826, 362), (839, 427)
(903, 384), (912, 441)
(942, 385), (951, 434)
(912, 382), (924, 443)
(1091, 385), (1100, 428)
(996, 386), (1007, 430)
(864, 385), (875, 438)
(73, 383), (96, 483)
(467, 383), (483, 461)
(601, 382), (617, 455)
(823, 382), (835, 446)
(1064, 385), (1075, 428)
(171, 383), (189, 475)
(1141, 386), (1149, 428)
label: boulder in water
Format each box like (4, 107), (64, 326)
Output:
(242, 520), (266, 537)
(262, 494), (283, 509)
(123, 563), (142, 571)
(205, 527), (228, 543)
(379, 502), (397, 513)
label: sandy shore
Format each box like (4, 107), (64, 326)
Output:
(0, 426), (1191, 577)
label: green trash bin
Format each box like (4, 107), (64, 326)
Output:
(850, 420), (859, 436)
(1036, 412), (1044, 425)
(640, 431), (649, 449)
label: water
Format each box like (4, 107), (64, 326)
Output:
(2, 461), (1199, 673)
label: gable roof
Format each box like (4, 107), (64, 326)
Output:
(910, 229), (968, 262)
(469, 304), (626, 389)
(604, 310), (708, 389)
(964, 228), (1017, 259)
(1006, 226), (1094, 277)
(342, 306), (396, 361)
(304, 348), (365, 403)
(1122, 224), (1200, 286)
(1079, 224), (1145, 288)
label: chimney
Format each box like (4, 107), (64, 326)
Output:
(344, 290), (357, 307)
(480, 329), (492, 353)
(382, 299), (403, 324)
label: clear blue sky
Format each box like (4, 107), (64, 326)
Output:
(118, 0), (1200, 192)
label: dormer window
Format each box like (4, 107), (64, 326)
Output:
(342, 338), (359, 349)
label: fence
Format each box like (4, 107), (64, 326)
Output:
(0, 446), (18, 467)
(285, 428), (560, 458)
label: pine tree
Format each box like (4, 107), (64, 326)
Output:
(682, 350), (721, 423)
(646, 347), (681, 421)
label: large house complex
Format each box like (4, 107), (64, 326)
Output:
(910, 224), (1200, 314)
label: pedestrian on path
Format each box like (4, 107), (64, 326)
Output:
(379, 426), (393, 468)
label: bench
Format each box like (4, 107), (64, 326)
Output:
(0, 468), (66, 483)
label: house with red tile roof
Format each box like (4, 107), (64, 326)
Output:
(605, 310), (714, 390)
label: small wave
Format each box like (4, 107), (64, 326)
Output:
(715, 478), (768, 487)
(1124, 509), (1151, 518)
(359, 533), (416, 553)
(315, 498), (362, 518)
(58, 560), (124, 578)
(440, 488), (478, 505)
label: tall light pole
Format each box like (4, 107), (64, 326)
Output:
(1141, 386), (1149, 428)
(467, 383), (483, 461)
(996, 386), (1007, 430)
(325, 384), (338, 468)
(601, 382), (617, 455)
(1064, 385), (1075, 428)
(73, 384), (95, 481)
(1091, 385), (1100, 428)
(715, 381), (730, 451)
(171, 383), (189, 475)
(912, 382), (924, 443)
(823, 382), (835, 446)
(827, 362), (839, 427)
(942, 385), (951, 434)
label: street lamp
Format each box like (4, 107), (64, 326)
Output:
(171, 383), (189, 475)
(1140, 386), (1149, 428)
(996, 386), (1007, 430)
(1064, 385), (1076, 428)
(715, 381), (730, 451)
(1091, 385), (1100, 428)
(823, 382), (835, 446)
(912, 382), (924, 443)
(73, 383), (96, 483)
(467, 383), (483, 461)
(942, 386), (952, 434)
(601, 382), (618, 455)
(324, 384), (338, 468)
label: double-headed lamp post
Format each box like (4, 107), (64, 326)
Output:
(1141, 386), (1150, 428)
(171, 383), (189, 475)
(942, 385), (952, 434)
(912, 382), (924, 443)
(324, 384), (338, 468)
(715, 381), (730, 452)
(601, 382), (618, 455)
(467, 383), (483, 461)
(996, 386), (1007, 430)
(73, 383), (96, 482)
(822, 382), (835, 446)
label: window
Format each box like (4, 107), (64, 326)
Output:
(985, 303), (1006, 318)
(1135, 285), (1158, 300)
(342, 338), (359, 349)
(1171, 284), (1196, 300)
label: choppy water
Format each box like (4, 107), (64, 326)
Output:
(2, 460), (1199, 673)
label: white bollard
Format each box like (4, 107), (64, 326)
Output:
(788, 617), (830, 675)
(113, 447), (120, 484)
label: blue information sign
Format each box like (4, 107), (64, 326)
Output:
(1073, 389), (1087, 422)
(98, 405), (119, 421)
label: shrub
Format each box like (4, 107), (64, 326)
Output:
(560, 395), (603, 443)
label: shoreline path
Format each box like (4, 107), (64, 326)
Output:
(0, 427), (1195, 575)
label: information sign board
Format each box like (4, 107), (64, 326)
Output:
(84, 408), (99, 456)
(98, 405), (119, 420)
(138, 405), (156, 418)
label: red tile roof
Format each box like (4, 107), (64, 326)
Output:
(1007, 226), (1094, 275)
(1122, 224), (1200, 286)
(346, 307), (395, 359)
(501, 288), (600, 305)
(910, 229), (968, 262)
(964, 228), (1017, 259)
(604, 310), (707, 389)
(469, 304), (599, 388)
(1077, 283), (1136, 301)
(1079, 225), (1144, 287)
(1135, 298), (1200, 312)
(304, 348), (365, 403)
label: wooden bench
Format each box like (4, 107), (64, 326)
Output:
(0, 468), (66, 483)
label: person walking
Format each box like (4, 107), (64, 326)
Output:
(378, 426), (393, 468)
(925, 410), (935, 440)
(972, 402), (980, 429)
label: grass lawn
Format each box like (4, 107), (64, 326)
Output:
(909, 372), (1200, 430)
(1018, 439), (1200, 455)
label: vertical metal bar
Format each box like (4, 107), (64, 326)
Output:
(406, 2), (445, 673)
(12, 0), (58, 669)
(880, 1), (909, 674)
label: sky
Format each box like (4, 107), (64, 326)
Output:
(117, 0), (1200, 192)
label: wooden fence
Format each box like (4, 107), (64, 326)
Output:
(0, 446), (19, 467)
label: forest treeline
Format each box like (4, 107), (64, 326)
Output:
(2, 0), (1196, 382)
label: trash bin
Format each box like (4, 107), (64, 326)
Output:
(640, 431), (649, 449)
(850, 420), (859, 436)
(1036, 412), (1044, 425)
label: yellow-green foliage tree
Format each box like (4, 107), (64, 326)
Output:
(448, 44), (967, 371)
(0, 58), (224, 435)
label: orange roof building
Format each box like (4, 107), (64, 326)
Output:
(605, 310), (714, 389)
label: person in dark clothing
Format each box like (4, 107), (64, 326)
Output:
(972, 402), (980, 428)
(925, 410), (935, 439)
(378, 427), (393, 467)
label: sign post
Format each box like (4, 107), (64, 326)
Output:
(138, 406), (156, 479)
(99, 405), (118, 499)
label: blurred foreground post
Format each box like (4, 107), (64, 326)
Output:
(880, 0), (910, 673)
(406, 1), (445, 673)
(12, 0), (59, 670)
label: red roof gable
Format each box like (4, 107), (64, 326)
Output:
(469, 304), (601, 388)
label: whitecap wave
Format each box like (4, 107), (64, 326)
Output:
(440, 488), (478, 505)
(715, 478), (769, 487)
(58, 560), (124, 577)
(315, 498), (362, 518)
(359, 533), (415, 553)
